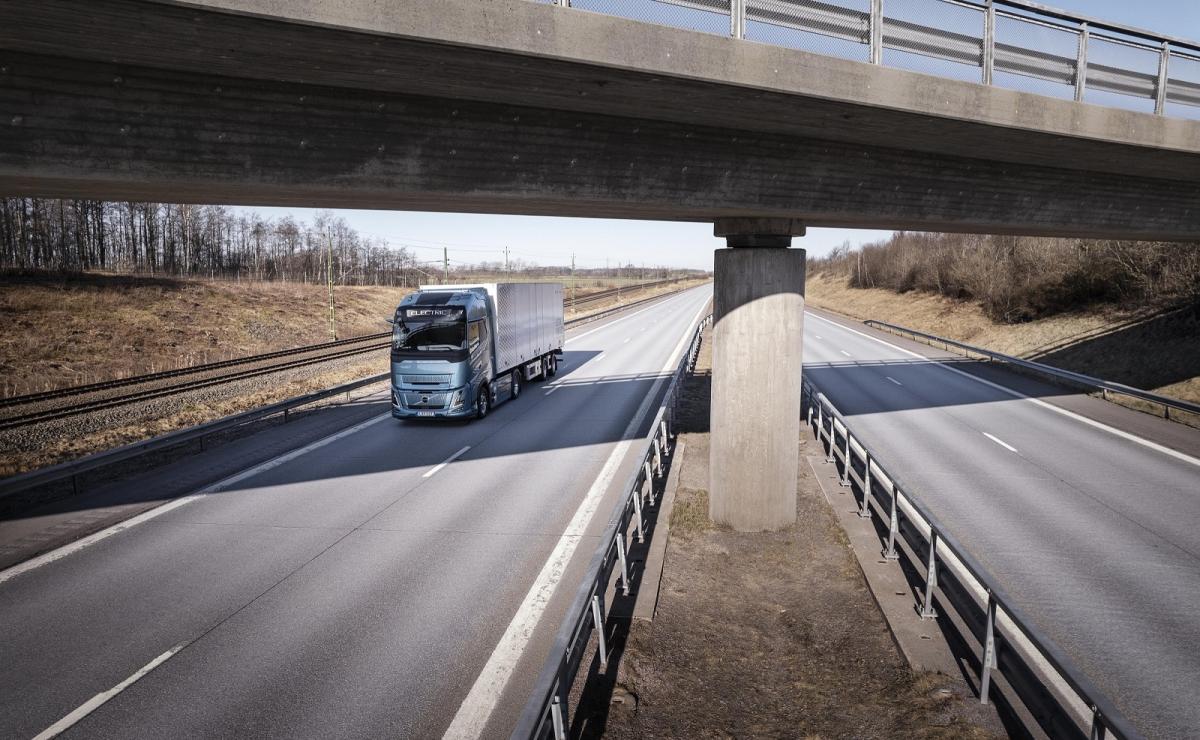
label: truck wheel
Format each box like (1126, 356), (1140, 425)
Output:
(475, 386), (490, 419)
(547, 354), (558, 377)
(511, 370), (522, 399)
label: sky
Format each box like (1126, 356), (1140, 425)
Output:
(228, 0), (1196, 273)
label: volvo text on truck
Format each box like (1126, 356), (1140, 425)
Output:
(389, 283), (565, 420)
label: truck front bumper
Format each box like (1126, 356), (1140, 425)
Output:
(391, 385), (473, 419)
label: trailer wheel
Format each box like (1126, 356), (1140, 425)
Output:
(547, 354), (558, 377)
(475, 386), (490, 419)
(511, 369), (522, 399)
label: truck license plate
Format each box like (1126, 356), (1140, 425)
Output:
(418, 412), (435, 417)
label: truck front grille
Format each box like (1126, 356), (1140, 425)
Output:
(402, 391), (448, 409)
(403, 375), (451, 386)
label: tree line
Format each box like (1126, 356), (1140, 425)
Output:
(0, 198), (424, 286)
(0, 198), (705, 286)
(809, 232), (1200, 323)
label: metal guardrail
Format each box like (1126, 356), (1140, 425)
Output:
(863, 319), (1200, 421)
(803, 377), (1144, 740)
(512, 311), (712, 740)
(542, 0), (1200, 118)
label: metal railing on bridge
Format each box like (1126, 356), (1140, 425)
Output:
(535, 0), (1200, 119)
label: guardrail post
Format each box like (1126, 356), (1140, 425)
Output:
(982, 0), (995, 85)
(550, 696), (567, 740)
(883, 485), (899, 559)
(591, 594), (609, 671)
(839, 431), (852, 487)
(858, 456), (872, 519)
(643, 461), (656, 505)
(1090, 706), (1106, 740)
(1155, 42), (1169, 115)
(919, 531), (939, 619)
(616, 537), (631, 595)
(633, 485), (645, 543)
(555, 0), (570, 6)
(1075, 22), (1089, 102)
(980, 592), (998, 704)
(283, 407), (290, 423)
(731, 0), (746, 39)
(869, 0), (883, 64)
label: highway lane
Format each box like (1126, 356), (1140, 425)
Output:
(0, 285), (712, 740)
(803, 309), (1200, 739)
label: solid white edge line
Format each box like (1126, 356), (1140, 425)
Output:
(840, 350), (852, 357)
(32, 643), (187, 740)
(886, 376), (903, 386)
(441, 295), (711, 740)
(983, 432), (1019, 453)
(423, 445), (472, 478)
(807, 313), (1200, 469)
(0, 413), (392, 587)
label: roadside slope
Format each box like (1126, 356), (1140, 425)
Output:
(806, 272), (1200, 404)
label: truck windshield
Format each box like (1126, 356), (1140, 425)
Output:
(394, 309), (467, 352)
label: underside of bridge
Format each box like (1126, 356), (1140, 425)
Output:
(1, 0), (1199, 238)
(3, 0), (1199, 530)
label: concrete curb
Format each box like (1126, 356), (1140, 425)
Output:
(806, 452), (961, 676)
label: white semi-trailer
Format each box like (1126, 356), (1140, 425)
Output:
(389, 282), (565, 420)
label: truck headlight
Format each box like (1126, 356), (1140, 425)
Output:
(449, 389), (465, 410)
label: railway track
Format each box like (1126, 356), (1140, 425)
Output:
(0, 279), (687, 431)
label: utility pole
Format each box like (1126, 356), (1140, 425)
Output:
(325, 231), (336, 339)
(571, 253), (576, 306)
(443, 246), (449, 284)
(505, 246), (510, 276)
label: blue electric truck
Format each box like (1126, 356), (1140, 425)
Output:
(389, 282), (565, 420)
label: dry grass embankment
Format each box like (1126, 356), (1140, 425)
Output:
(0, 272), (409, 397)
(806, 272), (1200, 404)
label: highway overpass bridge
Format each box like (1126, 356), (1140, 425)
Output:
(2, 0), (1199, 528)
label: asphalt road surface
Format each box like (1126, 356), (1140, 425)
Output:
(0, 285), (712, 740)
(804, 308), (1200, 740)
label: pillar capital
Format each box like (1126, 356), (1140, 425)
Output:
(713, 217), (806, 248)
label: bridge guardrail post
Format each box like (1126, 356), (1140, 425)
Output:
(731, 0), (746, 39)
(1075, 22), (1089, 102)
(982, 0), (995, 85)
(870, 0), (883, 64)
(1155, 41), (1170, 115)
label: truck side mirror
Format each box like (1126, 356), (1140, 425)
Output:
(385, 317), (395, 325)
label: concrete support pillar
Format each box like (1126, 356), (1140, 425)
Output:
(709, 218), (806, 531)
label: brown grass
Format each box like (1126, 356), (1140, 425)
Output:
(806, 272), (1200, 404)
(0, 273), (408, 396)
